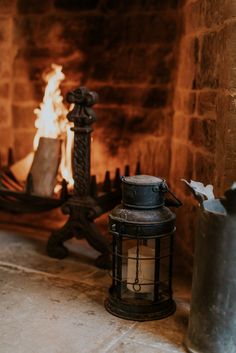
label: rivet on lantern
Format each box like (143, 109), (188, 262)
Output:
(105, 175), (182, 321)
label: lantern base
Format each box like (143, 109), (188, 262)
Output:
(104, 291), (176, 321)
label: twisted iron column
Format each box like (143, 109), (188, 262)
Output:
(67, 87), (96, 198)
(47, 87), (111, 268)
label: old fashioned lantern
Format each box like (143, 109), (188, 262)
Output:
(105, 175), (181, 321)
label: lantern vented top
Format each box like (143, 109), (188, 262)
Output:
(121, 174), (168, 209)
(122, 175), (163, 185)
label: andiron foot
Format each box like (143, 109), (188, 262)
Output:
(47, 219), (73, 259)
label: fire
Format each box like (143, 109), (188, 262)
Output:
(33, 64), (74, 187)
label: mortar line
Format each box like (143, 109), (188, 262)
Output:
(0, 260), (103, 288)
(183, 16), (236, 38)
(101, 321), (137, 353)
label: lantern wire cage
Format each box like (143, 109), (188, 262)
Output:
(105, 228), (176, 321)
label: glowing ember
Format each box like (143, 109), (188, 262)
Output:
(33, 64), (74, 187)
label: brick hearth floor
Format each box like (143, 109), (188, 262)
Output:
(0, 227), (190, 353)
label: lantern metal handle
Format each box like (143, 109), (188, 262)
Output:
(165, 187), (182, 208)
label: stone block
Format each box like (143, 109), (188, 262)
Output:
(185, 0), (203, 33)
(197, 91), (217, 118)
(133, 135), (171, 178)
(223, 21), (236, 89)
(109, 45), (174, 84)
(150, 46), (175, 84)
(184, 0), (222, 31)
(0, 82), (10, 99)
(12, 104), (37, 129)
(95, 85), (145, 106)
(39, 14), (106, 50)
(189, 118), (216, 152)
(14, 17), (78, 58)
(12, 59), (31, 80)
(170, 142), (194, 182)
(0, 17), (12, 45)
(0, 48), (11, 78)
(204, 0), (236, 27)
(13, 82), (43, 102)
(13, 17), (40, 47)
(196, 30), (224, 89)
(107, 13), (177, 45)
(93, 106), (129, 155)
(123, 109), (170, 137)
(185, 0), (234, 32)
(195, 151), (215, 185)
(143, 88), (168, 108)
(0, 102), (11, 126)
(226, 130), (236, 156)
(17, 0), (52, 14)
(95, 86), (168, 110)
(219, 93), (236, 113)
(15, 47), (54, 62)
(0, 0), (16, 14)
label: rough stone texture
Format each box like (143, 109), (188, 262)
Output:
(17, 0), (53, 14)
(0, 82), (10, 99)
(0, 17), (12, 45)
(189, 118), (216, 152)
(170, 0), (236, 270)
(0, 0), (236, 273)
(0, 102), (11, 126)
(12, 104), (38, 129)
(0, 0), (15, 164)
(0, 0), (16, 14)
(197, 91), (217, 118)
(13, 81), (43, 102)
(0, 228), (190, 353)
(0, 0), (181, 178)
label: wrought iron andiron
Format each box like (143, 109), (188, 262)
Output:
(47, 87), (112, 268)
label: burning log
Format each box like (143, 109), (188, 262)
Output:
(29, 137), (61, 197)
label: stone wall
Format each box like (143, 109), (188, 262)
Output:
(170, 0), (236, 269)
(0, 0), (15, 165)
(1, 0), (236, 271)
(0, 0), (181, 181)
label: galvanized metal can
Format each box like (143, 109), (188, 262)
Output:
(186, 187), (236, 353)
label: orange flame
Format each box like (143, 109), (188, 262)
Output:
(33, 64), (74, 187)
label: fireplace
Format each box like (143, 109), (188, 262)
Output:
(0, 0), (235, 271)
